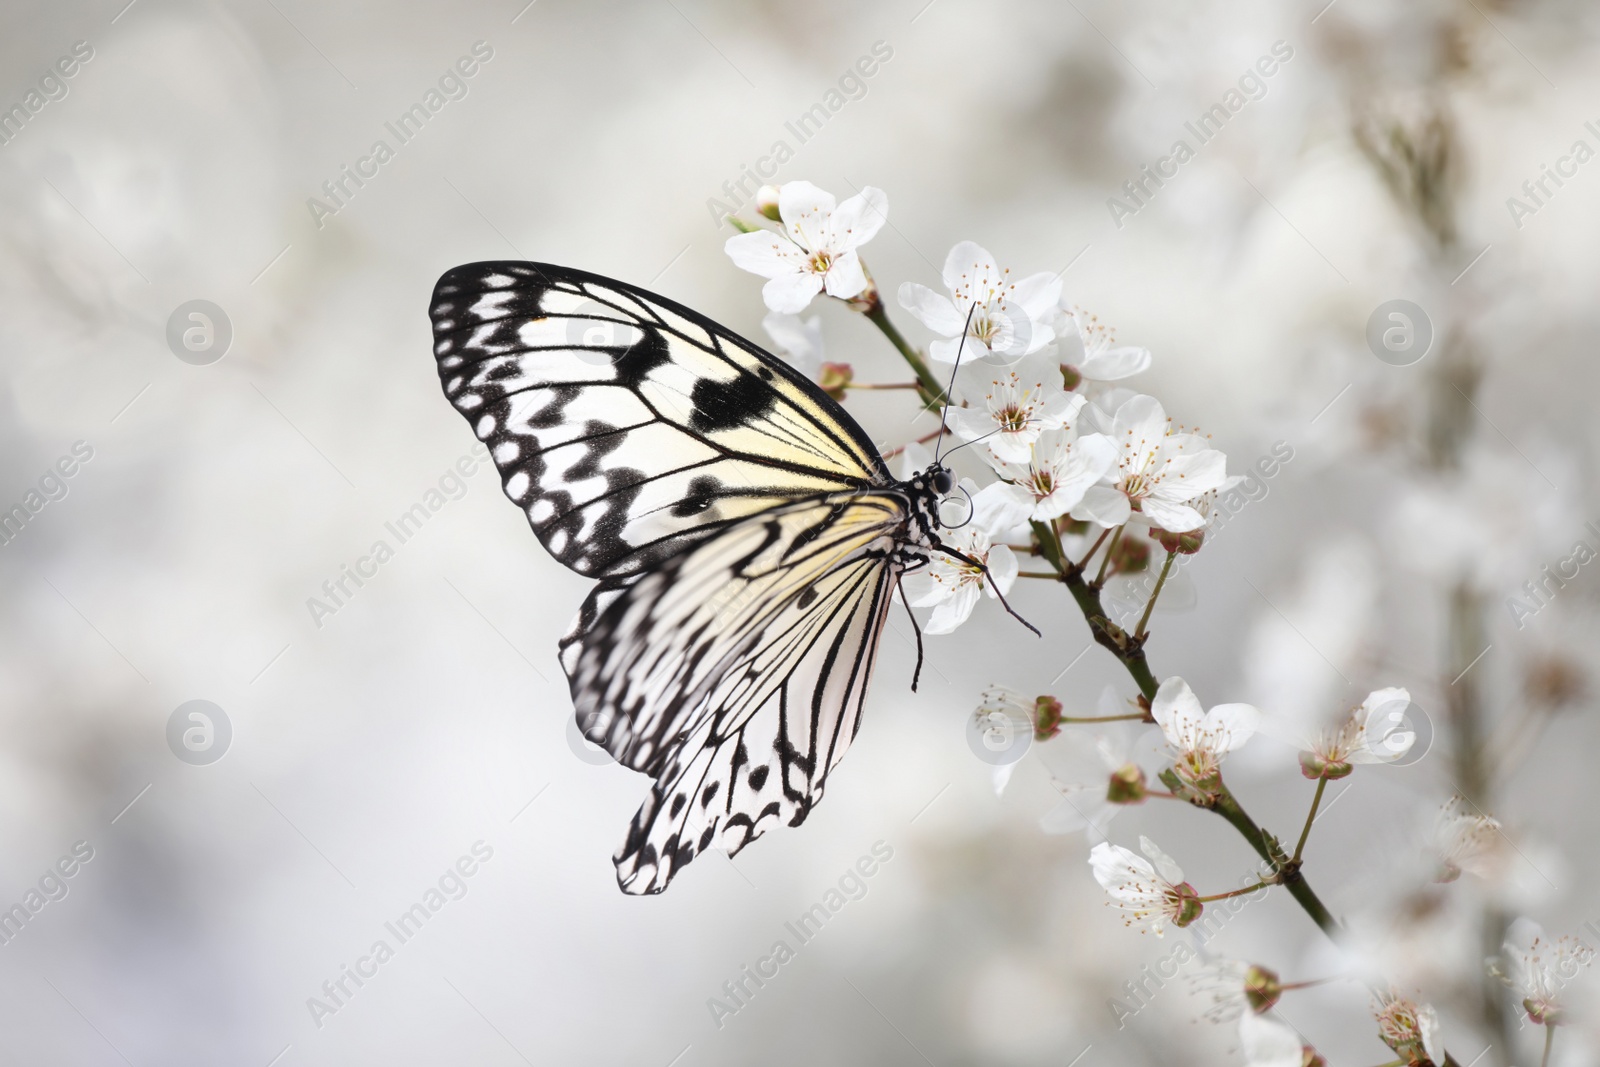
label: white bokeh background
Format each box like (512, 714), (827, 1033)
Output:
(1, 1), (1597, 1064)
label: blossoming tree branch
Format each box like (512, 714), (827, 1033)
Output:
(720, 180), (1589, 1067)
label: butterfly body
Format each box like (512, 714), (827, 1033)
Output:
(430, 261), (964, 893)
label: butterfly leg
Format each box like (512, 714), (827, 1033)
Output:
(931, 542), (1042, 637)
(894, 574), (926, 692)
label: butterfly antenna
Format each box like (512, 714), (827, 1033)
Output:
(935, 543), (1041, 637)
(940, 484), (977, 530)
(933, 302), (981, 465)
(937, 426), (1003, 462)
(895, 576), (925, 692)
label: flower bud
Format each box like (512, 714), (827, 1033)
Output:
(1106, 763), (1147, 804)
(1153, 526), (1205, 554)
(1171, 882), (1204, 928)
(1033, 695), (1063, 741)
(1299, 750), (1353, 780)
(1110, 533), (1150, 574)
(755, 185), (782, 221)
(1242, 965), (1283, 1014)
(817, 362), (853, 401)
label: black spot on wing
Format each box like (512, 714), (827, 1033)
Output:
(670, 474), (721, 518)
(689, 372), (776, 432)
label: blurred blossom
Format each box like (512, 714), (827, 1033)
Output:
(1238, 1010), (1308, 1067)
(1389, 443), (1579, 593)
(1191, 959), (1282, 1023)
(1243, 539), (1378, 755)
(1072, 394), (1229, 532)
(897, 240), (1061, 363)
(1430, 795), (1501, 883)
(761, 310), (824, 377)
(1372, 992), (1445, 1066)
(1040, 689), (1148, 841)
(724, 180), (887, 312)
(1089, 836), (1201, 935)
(1151, 676), (1259, 791)
(1491, 917), (1596, 1026)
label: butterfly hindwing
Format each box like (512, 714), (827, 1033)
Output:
(565, 495), (905, 894)
(430, 262), (892, 579)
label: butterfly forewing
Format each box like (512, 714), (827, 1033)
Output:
(430, 262), (891, 579)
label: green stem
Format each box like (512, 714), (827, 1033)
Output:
(1060, 713), (1150, 724)
(1211, 782), (1342, 937)
(1076, 527), (1111, 571)
(1196, 877), (1278, 903)
(1541, 1023), (1556, 1067)
(862, 299), (946, 410)
(1059, 565), (1159, 700)
(1292, 775), (1330, 865)
(1133, 550), (1177, 640)
(1092, 527), (1123, 587)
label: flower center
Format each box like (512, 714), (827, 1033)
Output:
(808, 251), (833, 274)
(996, 404), (1028, 432)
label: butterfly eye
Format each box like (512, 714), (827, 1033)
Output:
(932, 468), (954, 495)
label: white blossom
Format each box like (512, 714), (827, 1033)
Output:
(1191, 958), (1286, 1024)
(1430, 796), (1501, 883)
(1493, 917), (1595, 1025)
(1040, 689), (1146, 841)
(724, 181), (887, 313)
(1300, 686), (1417, 775)
(1088, 836), (1199, 936)
(980, 425), (1119, 523)
(897, 240), (1061, 364)
(1072, 393), (1228, 532)
(1151, 676), (1259, 789)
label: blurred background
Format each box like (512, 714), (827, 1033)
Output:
(1, 0), (1597, 1063)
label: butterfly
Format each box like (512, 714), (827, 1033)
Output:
(429, 261), (1033, 894)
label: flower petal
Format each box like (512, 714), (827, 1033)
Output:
(777, 180), (836, 250)
(761, 271), (825, 314)
(725, 230), (804, 280)
(984, 544), (1018, 595)
(1239, 1013), (1303, 1067)
(897, 282), (966, 336)
(1078, 345), (1152, 381)
(1203, 703), (1261, 753)
(925, 582), (980, 634)
(1072, 485), (1131, 527)
(941, 240), (1000, 299)
(828, 186), (888, 251)
(821, 250), (869, 301)
(1010, 271), (1063, 317)
(1139, 836), (1185, 885)
(1152, 676), (1204, 744)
